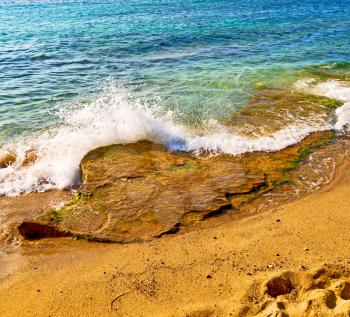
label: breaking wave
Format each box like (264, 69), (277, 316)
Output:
(0, 80), (349, 196)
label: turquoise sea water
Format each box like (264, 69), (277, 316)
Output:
(1, 0), (350, 195)
(1, 0), (350, 139)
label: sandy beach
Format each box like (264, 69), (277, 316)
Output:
(2, 1), (350, 316)
(0, 161), (349, 317)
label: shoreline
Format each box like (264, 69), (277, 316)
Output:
(2, 1), (350, 315)
(0, 157), (350, 316)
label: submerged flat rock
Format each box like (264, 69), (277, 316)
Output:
(224, 87), (341, 136)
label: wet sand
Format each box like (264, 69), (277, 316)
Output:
(0, 162), (350, 316)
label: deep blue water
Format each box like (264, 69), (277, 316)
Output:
(1, 0), (350, 141)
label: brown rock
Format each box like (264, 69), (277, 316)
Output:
(22, 150), (38, 166)
(23, 142), (269, 242)
(0, 152), (16, 168)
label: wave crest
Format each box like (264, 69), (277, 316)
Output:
(1, 80), (349, 196)
(295, 79), (350, 132)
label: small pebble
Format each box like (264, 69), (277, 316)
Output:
(206, 274), (212, 279)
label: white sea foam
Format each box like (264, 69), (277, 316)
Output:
(0, 80), (347, 196)
(295, 79), (350, 132)
(0, 85), (187, 195)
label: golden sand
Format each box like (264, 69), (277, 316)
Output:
(0, 162), (350, 316)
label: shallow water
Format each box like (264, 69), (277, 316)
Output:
(1, 0), (350, 195)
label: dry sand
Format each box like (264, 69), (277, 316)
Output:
(0, 166), (350, 316)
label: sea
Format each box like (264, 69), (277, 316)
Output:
(1, 0), (350, 195)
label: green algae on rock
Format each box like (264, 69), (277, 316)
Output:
(304, 62), (350, 81)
